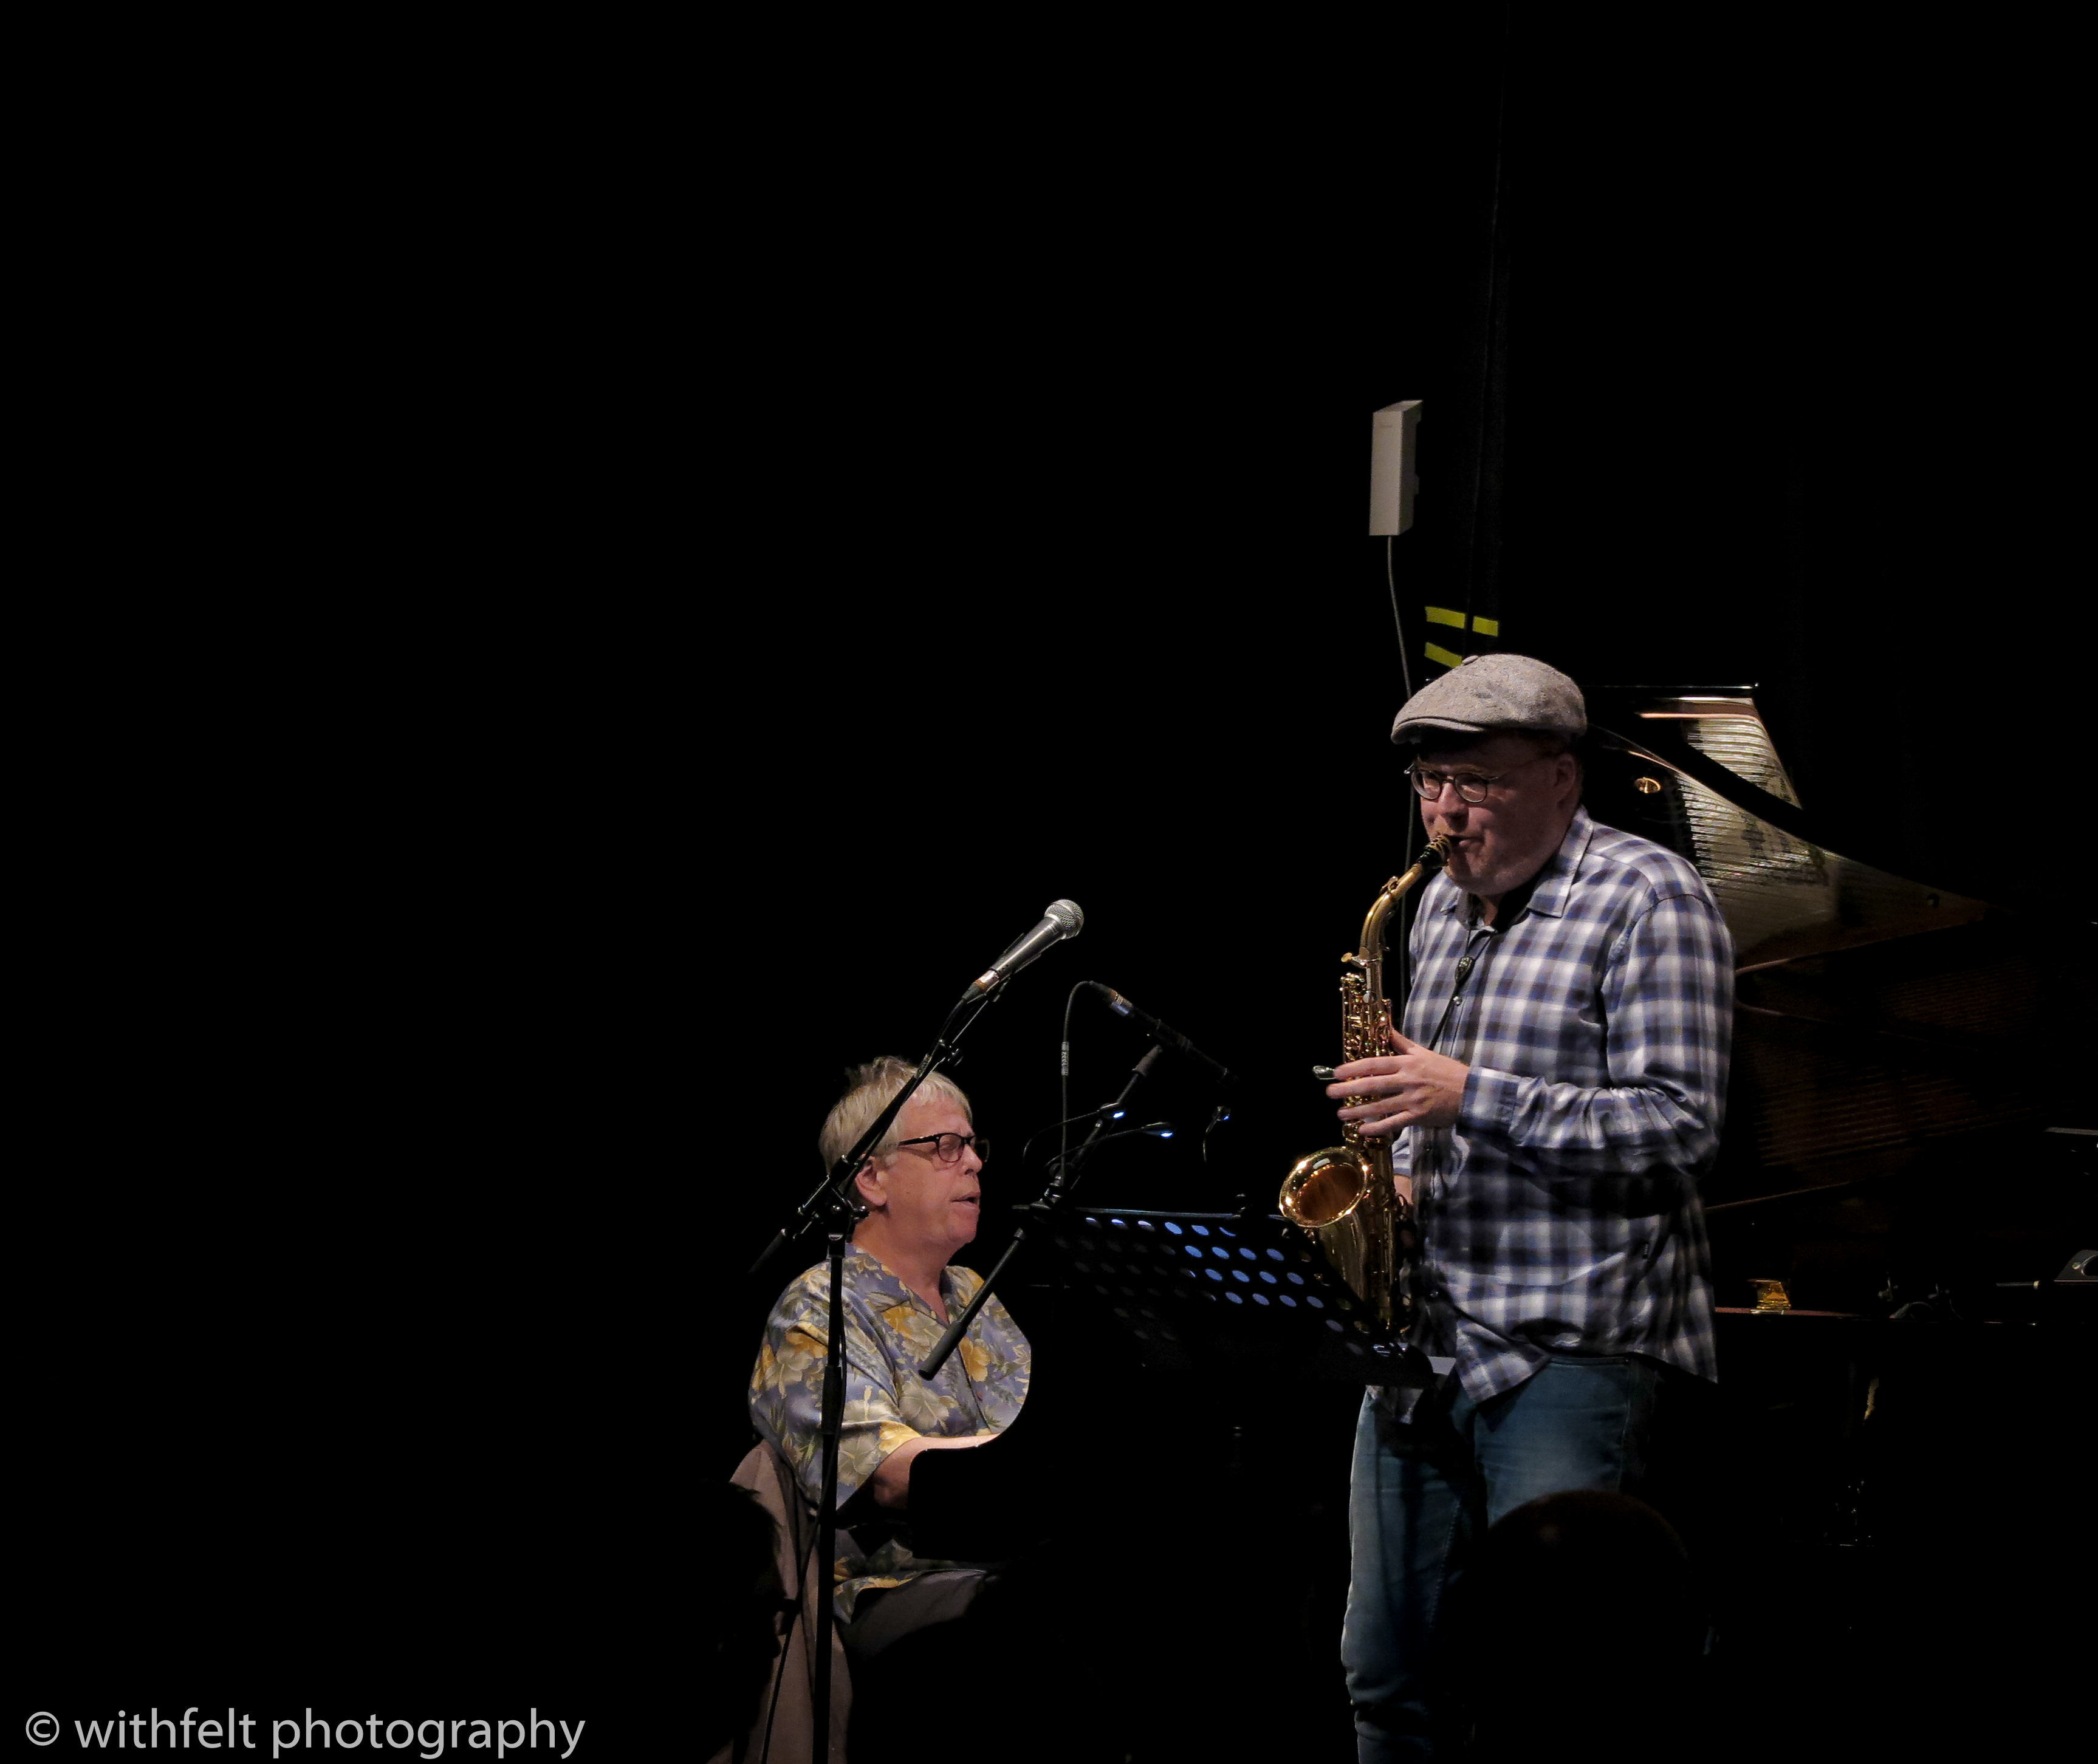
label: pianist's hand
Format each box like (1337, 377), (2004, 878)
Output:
(1331, 1030), (1468, 1136)
(869, 1432), (997, 1511)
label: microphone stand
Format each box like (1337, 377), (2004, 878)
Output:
(917, 1044), (1164, 1381)
(744, 983), (1001, 1759)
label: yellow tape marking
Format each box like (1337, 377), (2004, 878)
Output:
(1424, 641), (1464, 669)
(1472, 616), (1499, 637)
(1424, 606), (1466, 629)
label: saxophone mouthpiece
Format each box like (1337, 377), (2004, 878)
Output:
(1422, 834), (1455, 869)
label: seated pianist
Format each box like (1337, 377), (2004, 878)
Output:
(749, 1056), (1030, 1760)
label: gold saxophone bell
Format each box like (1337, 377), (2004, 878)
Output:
(1279, 835), (1452, 1335)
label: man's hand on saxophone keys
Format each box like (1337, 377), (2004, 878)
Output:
(1328, 1028), (1469, 1136)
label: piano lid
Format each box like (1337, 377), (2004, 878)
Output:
(1580, 686), (2053, 1208)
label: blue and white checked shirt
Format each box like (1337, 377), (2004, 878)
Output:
(1397, 807), (1733, 1403)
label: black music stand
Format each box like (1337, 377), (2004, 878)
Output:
(1026, 1203), (1445, 1388)
(906, 1203), (1445, 1566)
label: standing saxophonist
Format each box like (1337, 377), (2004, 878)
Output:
(1331, 655), (1733, 1762)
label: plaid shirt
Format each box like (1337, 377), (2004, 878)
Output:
(1397, 807), (1732, 1403)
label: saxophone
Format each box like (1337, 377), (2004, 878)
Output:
(1278, 834), (1452, 1335)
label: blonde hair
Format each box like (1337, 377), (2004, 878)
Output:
(818, 1057), (973, 1171)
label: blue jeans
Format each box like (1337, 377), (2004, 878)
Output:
(1342, 1355), (1665, 1762)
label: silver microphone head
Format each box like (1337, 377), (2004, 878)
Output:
(970, 899), (1089, 996)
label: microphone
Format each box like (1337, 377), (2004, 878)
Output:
(968, 900), (1084, 996)
(1088, 983), (1232, 1083)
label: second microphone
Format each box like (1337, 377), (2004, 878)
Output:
(1086, 983), (1232, 1084)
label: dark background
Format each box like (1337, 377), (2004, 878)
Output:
(23, 9), (2089, 1759)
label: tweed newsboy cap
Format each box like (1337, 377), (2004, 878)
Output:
(1390, 652), (1587, 745)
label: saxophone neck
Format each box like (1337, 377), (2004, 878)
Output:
(1360, 836), (1452, 958)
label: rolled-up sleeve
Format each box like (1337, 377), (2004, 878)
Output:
(748, 1287), (919, 1511)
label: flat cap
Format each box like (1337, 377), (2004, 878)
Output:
(1390, 652), (1586, 745)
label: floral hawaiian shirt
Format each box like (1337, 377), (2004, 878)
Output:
(749, 1245), (1030, 1620)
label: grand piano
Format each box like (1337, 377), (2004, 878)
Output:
(1569, 688), (2089, 1684)
(1578, 684), (2088, 1314)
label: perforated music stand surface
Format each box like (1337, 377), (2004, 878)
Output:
(1032, 1205), (1436, 1386)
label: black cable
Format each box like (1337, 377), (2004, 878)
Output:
(1387, 533), (1413, 707)
(1059, 981), (1085, 1190)
(1399, 787), (1420, 1010)
(1022, 1104), (1134, 1173)
(1387, 494), (1416, 1009)
(1462, 4), (1514, 641)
